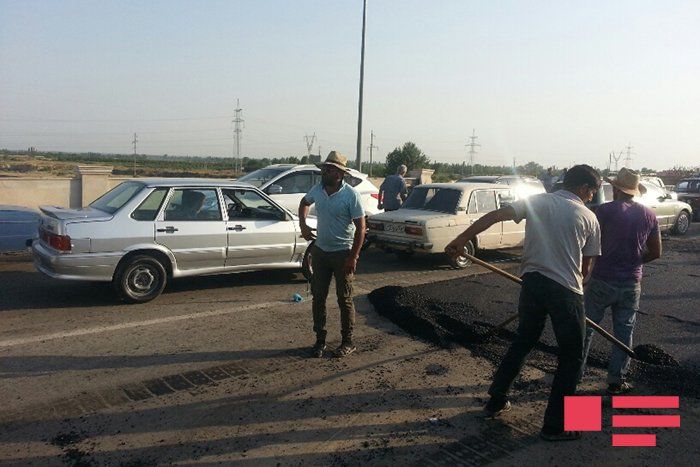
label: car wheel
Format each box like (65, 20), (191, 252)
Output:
(671, 211), (690, 236)
(301, 241), (314, 282)
(113, 255), (167, 303)
(447, 240), (475, 269)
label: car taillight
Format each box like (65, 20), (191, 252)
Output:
(404, 226), (423, 236)
(368, 221), (384, 231)
(41, 229), (71, 251)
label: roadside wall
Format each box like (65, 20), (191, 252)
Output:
(0, 166), (129, 210)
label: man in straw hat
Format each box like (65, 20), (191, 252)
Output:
(578, 167), (661, 394)
(299, 151), (365, 358)
(446, 164), (602, 441)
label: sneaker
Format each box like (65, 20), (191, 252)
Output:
(334, 343), (357, 358)
(310, 341), (326, 358)
(540, 429), (582, 442)
(607, 382), (633, 395)
(484, 399), (512, 418)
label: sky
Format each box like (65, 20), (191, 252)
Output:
(1, 0), (699, 170)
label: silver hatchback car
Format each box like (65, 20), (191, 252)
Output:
(32, 179), (311, 303)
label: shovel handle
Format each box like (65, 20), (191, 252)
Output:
(464, 253), (637, 359)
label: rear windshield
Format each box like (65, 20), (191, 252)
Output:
(676, 180), (700, 193)
(238, 168), (287, 187)
(403, 187), (461, 214)
(89, 181), (145, 214)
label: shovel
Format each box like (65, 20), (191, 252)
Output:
(463, 253), (636, 359)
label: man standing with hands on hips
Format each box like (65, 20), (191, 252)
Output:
(299, 151), (366, 358)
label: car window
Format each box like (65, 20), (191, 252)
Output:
(676, 180), (700, 193)
(403, 187), (461, 214)
(89, 181), (145, 214)
(131, 188), (168, 221)
(237, 167), (287, 187)
(222, 189), (285, 221)
(602, 184), (613, 202)
(496, 189), (515, 208)
(273, 171), (314, 194)
(638, 183), (664, 203)
(475, 190), (497, 213)
(343, 174), (362, 187)
(467, 192), (477, 213)
(164, 189), (222, 221)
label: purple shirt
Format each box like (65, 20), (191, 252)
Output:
(592, 200), (659, 282)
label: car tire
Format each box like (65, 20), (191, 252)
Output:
(447, 240), (476, 269)
(671, 211), (690, 236)
(113, 255), (167, 303)
(301, 241), (314, 282)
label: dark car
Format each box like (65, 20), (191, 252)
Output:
(0, 206), (40, 252)
(675, 177), (700, 221)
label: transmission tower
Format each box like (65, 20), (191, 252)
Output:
(132, 133), (138, 176)
(623, 143), (634, 168)
(232, 99), (244, 174)
(304, 133), (317, 156)
(609, 149), (623, 172)
(367, 131), (378, 177)
(465, 129), (481, 175)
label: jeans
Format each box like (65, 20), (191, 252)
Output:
(489, 272), (585, 432)
(311, 246), (355, 344)
(579, 277), (641, 384)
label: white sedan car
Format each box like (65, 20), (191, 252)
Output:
(367, 183), (525, 268)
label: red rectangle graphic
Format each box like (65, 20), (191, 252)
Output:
(564, 396), (601, 431)
(612, 396), (679, 409)
(612, 415), (681, 428)
(612, 434), (657, 447)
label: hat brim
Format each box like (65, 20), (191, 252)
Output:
(317, 162), (351, 173)
(604, 177), (647, 197)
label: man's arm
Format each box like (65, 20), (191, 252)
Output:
(582, 256), (596, 284)
(643, 229), (662, 263)
(298, 198), (314, 241)
(345, 216), (366, 274)
(445, 207), (516, 259)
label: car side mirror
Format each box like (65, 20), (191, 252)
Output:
(267, 184), (283, 195)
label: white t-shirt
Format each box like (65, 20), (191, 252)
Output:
(511, 190), (601, 294)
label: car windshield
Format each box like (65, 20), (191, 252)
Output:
(89, 181), (145, 214)
(238, 168), (287, 187)
(457, 177), (497, 183)
(676, 180), (700, 193)
(403, 187), (461, 214)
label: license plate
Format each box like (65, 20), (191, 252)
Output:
(384, 223), (404, 233)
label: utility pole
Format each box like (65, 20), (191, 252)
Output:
(465, 129), (481, 175)
(232, 99), (244, 174)
(355, 0), (368, 171)
(132, 133), (138, 176)
(611, 149), (623, 172)
(304, 133), (317, 156)
(623, 143), (634, 168)
(367, 131), (378, 177)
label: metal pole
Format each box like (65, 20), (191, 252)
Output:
(355, 0), (367, 171)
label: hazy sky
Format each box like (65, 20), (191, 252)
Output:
(1, 0), (699, 170)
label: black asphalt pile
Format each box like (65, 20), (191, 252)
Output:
(368, 275), (700, 398)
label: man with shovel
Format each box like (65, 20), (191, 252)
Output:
(446, 164), (602, 441)
(578, 168), (661, 394)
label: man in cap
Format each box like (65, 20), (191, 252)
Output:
(578, 168), (661, 394)
(299, 151), (366, 358)
(445, 164), (602, 441)
(378, 164), (409, 211)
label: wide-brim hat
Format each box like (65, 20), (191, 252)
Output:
(604, 167), (647, 197)
(318, 150), (351, 173)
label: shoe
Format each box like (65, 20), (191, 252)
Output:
(310, 341), (326, 358)
(540, 429), (582, 442)
(607, 382), (633, 395)
(334, 343), (357, 358)
(484, 399), (511, 418)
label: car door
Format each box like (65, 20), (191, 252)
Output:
(264, 170), (316, 214)
(467, 189), (502, 248)
(221, 188), (297, 267)
(496, 189), (524, 247)
(155, 188), (227, 271)
(637, 182), (670, 230)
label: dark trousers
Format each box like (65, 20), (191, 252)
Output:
(311, 246), (355, 344)
(489, 272), (585, 432)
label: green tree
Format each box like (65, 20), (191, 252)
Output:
(385, 142), (430, 174)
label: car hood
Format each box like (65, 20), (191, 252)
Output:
(39, 205), (113, 222)
(369, 209), (454, 223)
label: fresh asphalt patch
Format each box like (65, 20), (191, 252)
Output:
(368, 275), (700, 398)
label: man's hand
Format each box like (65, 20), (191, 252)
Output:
(377, 203), (384, 210)
(300, 223), (315, 241)
(344, 255), (358, 275)
(445, 237), (468, 260)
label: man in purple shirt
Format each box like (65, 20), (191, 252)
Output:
(579, 168), (662, 394)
